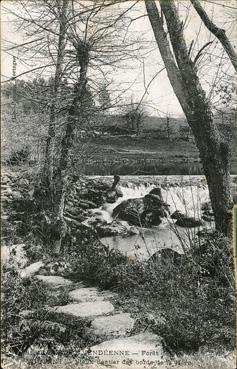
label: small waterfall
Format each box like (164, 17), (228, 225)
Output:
(89, 180), (209, 227)
(162, 185), (209, 218)
(120, 182), (156, 199)
(95, 182), (208, 222)
(93, 183), (156, 222)
(87, 177), (211, 260)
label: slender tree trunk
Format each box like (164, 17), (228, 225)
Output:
(145, 0), (232, 235)
(50, 46), (89, 254)
(44, 0), (69, 187)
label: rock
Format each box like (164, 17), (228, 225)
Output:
(175, 216), (203, 228)
(149, 187), (162, 196)
(89, 332), (163, 365)
(104, 175), (123, 203)
(104, 188), (123, 203)
(94, 220), (138, 237)
(21, 260), (44, 278)
(35, 275), (73, 287)
(2, 244), (28, 269)
(113, 198), (144, 226)
(143, 193), (169, 215)
(113, 193), (169, 227)
(91, 313), (135, 337)
(69, 288), (116, 303)
(140, 210), (162, 227)
(170, 210), (184, 219)
(148, 249), (184, 267)
(69, 287), (100, 302)
(53, 301), (114, 318)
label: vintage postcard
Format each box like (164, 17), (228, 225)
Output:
(1, 0), (237, 368)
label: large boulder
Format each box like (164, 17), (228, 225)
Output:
(112, 188), (169, 227)
(144, 193), (169, 216)
(140, 210), (162, 227)
(113, 198), (144, 226)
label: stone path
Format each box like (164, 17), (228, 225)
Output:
(31, 270), (164, 367)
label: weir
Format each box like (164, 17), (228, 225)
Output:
(86, 176), (212, 261)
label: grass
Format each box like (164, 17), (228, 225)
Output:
(71, 135), (237, 175)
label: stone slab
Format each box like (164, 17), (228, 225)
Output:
(35, 275), (73, 287)
(69, 288), (117, 302)
(53, 301), (114, 318)
(89, 332), (163, 368)
(91, 313), (134, 336)
(69, 287), (100, 302)
(21, 260), (44, 278)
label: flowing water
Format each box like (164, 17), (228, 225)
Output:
(88, 175), (235, 260)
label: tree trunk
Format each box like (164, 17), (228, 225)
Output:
(145, 0), (232, 235)
(50, 46), (89, 254)
(43, 0), (69, 187)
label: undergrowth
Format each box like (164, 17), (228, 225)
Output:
(64, 229), (235, 355)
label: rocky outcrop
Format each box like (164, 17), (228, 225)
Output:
(112, 187), (169, 227)
(113, 198), (145, 226)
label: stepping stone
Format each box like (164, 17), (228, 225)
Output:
(21, 260), (44, 278)
(91, 313), (134, 336)
(89, 332), (163, 367)
(69, 287), (100, 302)
(35, 275), (72, 287)
(53, 301), (114, 318)
(69, 288), (117, 302)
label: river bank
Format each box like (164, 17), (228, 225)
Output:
(1, 166), (236, 368)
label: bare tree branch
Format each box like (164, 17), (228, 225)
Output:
(191, 0), (237, 71)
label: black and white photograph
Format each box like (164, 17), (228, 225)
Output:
(1, 0), (237, 368)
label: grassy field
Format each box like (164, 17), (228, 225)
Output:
(75, 134), (237, 175)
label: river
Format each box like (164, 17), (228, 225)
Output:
(85, 175), (233, 260)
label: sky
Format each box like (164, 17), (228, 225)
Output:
(1, 0), (237, 117)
